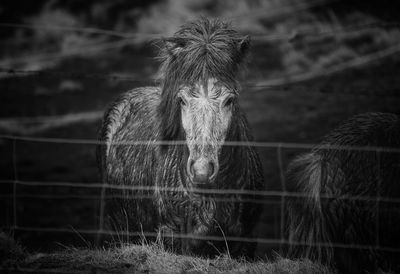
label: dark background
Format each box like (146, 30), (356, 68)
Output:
(0, 0), (399, 257)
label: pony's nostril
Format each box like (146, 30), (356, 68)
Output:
(208, 162), (214, 177)
(209, 161), (218, 180)
(187, 159), (195, 177)
(190, 162), (195, 176)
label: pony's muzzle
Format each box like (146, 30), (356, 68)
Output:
(187, 157), (218, 186)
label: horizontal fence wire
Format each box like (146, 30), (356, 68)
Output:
(2, 226), (399, 254)
(1, 179), (399, 204)
(0, 134), (400, 153)
(0, 193), (280, 205)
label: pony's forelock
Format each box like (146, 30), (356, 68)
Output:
(157, 18), (250, 140)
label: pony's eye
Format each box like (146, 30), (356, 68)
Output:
(223, 97), (234, 108)
(179, 97), (187, 106)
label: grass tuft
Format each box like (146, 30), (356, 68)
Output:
(0, 232), (26, 268)
(0, 233), (335, 273)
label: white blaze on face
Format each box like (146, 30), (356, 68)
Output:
(179, 78), (236, 184)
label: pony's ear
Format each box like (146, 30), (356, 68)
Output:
(161, 37), (185, 56)
(238, 36), (251, 59)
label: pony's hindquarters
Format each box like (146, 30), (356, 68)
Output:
(286, 152), (333, 263)
(286, 113), (400, 273)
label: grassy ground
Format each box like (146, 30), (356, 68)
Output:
(1, 233), (333, 274)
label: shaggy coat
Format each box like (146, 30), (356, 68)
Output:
(97, 18), (264, 256)
(286, 112), (400, 273)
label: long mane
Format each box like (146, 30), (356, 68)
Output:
(156, 18), (250, 140)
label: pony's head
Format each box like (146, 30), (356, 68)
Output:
(157, 18), (250, 187)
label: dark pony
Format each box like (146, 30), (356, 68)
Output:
(97, 18), (264, 256)
(286, 113), (400, 273)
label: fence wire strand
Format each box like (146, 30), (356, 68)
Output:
(0, 193), (287, 205)
(0, 134), (399, 153)
(1, 179), (400, 204)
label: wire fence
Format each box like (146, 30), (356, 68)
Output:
(2, 178), (400, 204)
(1, 133), (400, 257)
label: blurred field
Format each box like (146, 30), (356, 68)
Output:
(1, 0), (400, 268)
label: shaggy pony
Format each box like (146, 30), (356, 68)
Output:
(97, 18), (264, 256)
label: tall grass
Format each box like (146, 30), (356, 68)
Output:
(0, 232), (334, 273)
